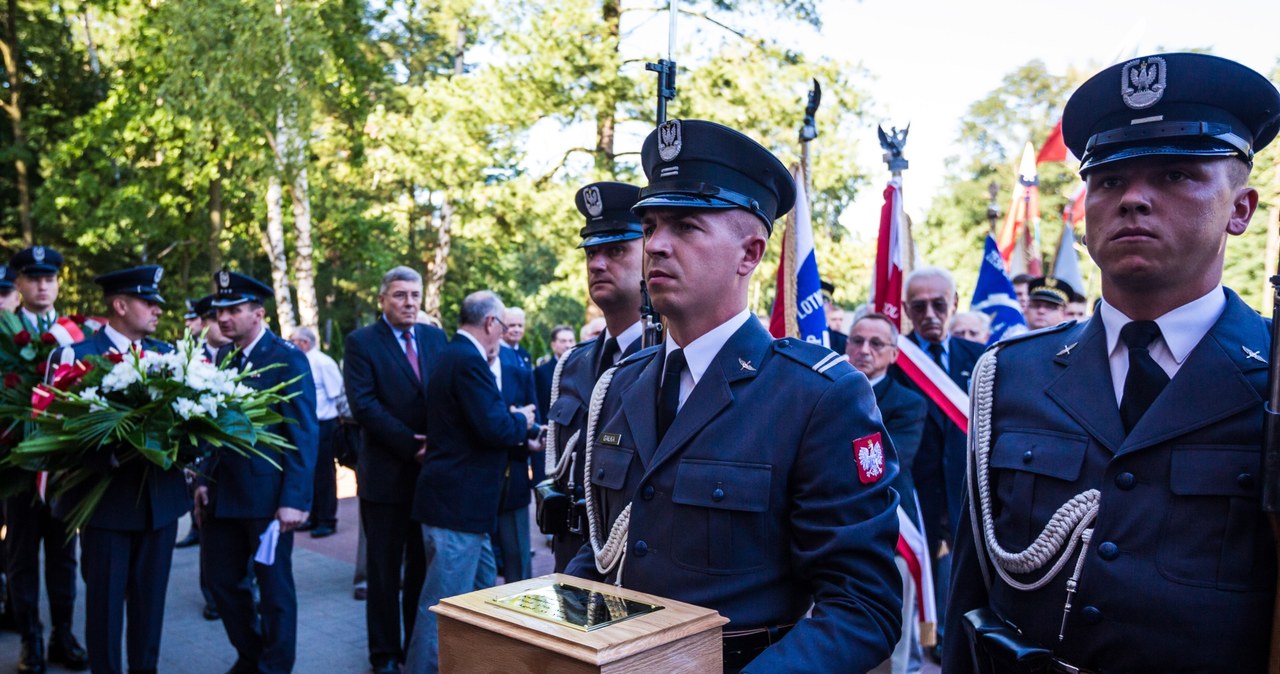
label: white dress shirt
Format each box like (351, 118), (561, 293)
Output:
(662, 309), (753, 412)
(1100, 286), (1225, 406)
(600, 321), (645, 368)
(304, 348), (345, 421)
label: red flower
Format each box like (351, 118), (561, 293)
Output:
(69, 314), (86, 324)
(35, 361), (47, 377)
(107, 352), (125, 364)
(31, 384), (54, 415)
(3, 373), (20, 389)
(52, 362), (93, 391)
(13, 331), (30, 346)
(40, 332), (56, 345)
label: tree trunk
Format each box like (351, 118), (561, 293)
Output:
(594, 0), (620, 175)
(2, 0), (32, 243)
(264, 173), (297, 335)
(288, 167), (319, 332)
(423, 198), (453, 320)
(208, 162), (224, 284)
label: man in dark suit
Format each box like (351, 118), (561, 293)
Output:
(566, 120), (902, 673)
(946, 52), (1280, 673)
(890, 264), (984, 650)
(541, 181), (647, 573)
(193, 271), (317, 674)
(533, 325), (575, 418)
(404, 291), (535, 674)
(493, 342), (541, 582)
(848, 311), (928, 673)
(52, 265), (188, 674)
(4, 245), (88, 673)
(499, 307), (532, 368)
(343, 266), (447, 674)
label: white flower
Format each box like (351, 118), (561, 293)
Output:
(79, 386), (108, 413)
(100, 361), (142, 392)
(172, 397), (198, 420)
(197, 394), (221, 418)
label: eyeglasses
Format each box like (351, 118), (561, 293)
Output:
(491, 316), (508, 332)
(849, 336), (893, 352)
(906, 298), (951, 316)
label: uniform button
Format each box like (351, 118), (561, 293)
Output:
(1022, 451), (1034, 464)
(641, 484), (655, 500)
(633, 540), (648, 557)
(596, 468), (605, 479)
(778, 340), (791, 349)
(1081, 606), (1102, 624)
(1115, 472), (1136, 490)
(712, 487), (725, 502)
(1098, 542), (1119, 561)
(1238, 473), (1256, 489)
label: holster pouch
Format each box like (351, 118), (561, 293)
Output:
(963, 608), (1053, 674)
(534, 478), (570, 535)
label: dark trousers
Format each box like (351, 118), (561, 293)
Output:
(311, 419), (339, 527)
(81, 521), (179, 674)
(361, 499), (427, 666)
(494, 506), (531, 582)
(203, 517), (297, 674)
(2, 494), (77, 636)
(552, 531), (586, 574)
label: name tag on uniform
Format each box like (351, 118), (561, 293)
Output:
(600, 432), (622, 446)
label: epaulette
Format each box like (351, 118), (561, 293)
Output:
(772, 337), (853, 380)
(986, 320), (1079, 352)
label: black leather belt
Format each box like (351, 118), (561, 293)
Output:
(722, 624), (793, 670)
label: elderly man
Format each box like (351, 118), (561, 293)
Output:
(499, 306), (532, 368)
(290, 326), (346, 538)
(946, 52), (1280, 673)
(566, 119), (901, 673)
(404, 291), (536, 674)
(949, 311), (992, 345)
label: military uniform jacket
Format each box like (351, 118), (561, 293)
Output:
(566, 319), (903, 673)
(207, 330), (318, 519)
(546, 335), (643, 505)
(51, 332), (188, 531)
(945, 289), (1275, 673)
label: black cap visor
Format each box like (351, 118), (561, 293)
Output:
(578, 230), (643, 249)
(18, 264), (59, 278)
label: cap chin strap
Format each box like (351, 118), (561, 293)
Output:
(1085, 120), (1251, 158)
(638, 180), (772, 229)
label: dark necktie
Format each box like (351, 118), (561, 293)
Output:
(928, 341), (946, 372)
(1119, 320), (1170, 433)
(403, 330), (421, 380)
(656, 349), (687, 442)
(597, 337), (619, 379)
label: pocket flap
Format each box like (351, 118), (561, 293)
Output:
(1170, 447), (1260, 497)
(589, 444), (633, 491)
(672, 459), (771, 512)
(990, 430), (1088, 481)
(548, 396), (582, 426)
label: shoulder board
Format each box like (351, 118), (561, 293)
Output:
(987, 320), (1078, 352)
(772, 338), (854, 380)
(574, 336), (599, 350)
(616, 343), (661, 368)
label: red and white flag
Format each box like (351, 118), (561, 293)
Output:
(872, 178), (906, 329)
(997, 142), (1042, 276)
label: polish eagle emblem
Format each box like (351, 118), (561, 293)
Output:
(154, 267), (164, 284)
(583, 186), (604, 218)
(1122, 56), (1166, 110)
(853, 433), (885, 485)
(657, 120), (683, 162)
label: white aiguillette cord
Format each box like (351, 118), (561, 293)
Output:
(583, 366), (631, 584)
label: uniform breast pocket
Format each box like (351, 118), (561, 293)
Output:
(548, 396), (582, 429)
(589, 444), (634, 492)
(1158, 446), (1271, 591)
(989, 430), (1088, 549)
(670, 459), (771, 575)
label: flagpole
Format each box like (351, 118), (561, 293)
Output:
(799, 79), (821, 210)
(986, 181), (1000, 236)
(879, 124), (913, 278)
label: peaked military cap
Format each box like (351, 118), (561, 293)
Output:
(194, 294), (216, 318)
(575, 182), (644, 248)
(1027, 276), (1075, 306)
(9, 246), (64, 277)
(1064, 52), (1280, 173)
(634, 119), (796, 234)
(211, 270), (272, 308)
(0, 264), (15, 292)
(183, 298), (200, 320)
(94, 265), (166, 305)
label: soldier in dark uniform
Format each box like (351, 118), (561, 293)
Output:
(4, 246), (89, 673)
(53, 265), (187, 674)
(566, 120), (902, 673)
(945, 53), (1280, 673)
(0, 263), (16, 631)
(194, 271), (317, 674)
(541, 181), (647, 573)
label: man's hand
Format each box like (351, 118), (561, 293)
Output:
(414, 434), (428, 464)
(526, 436), (544, 453)
(193, 485), (209, 528)
(512, 404), (536, 429)
(277, 507), (309, 533)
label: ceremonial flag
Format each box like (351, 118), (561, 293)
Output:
(1036, 120), (1068, 165)
(996, 142), (1042, 276)
(895, 337), (969, 430)
(769, 165), (827, 345)
(1053, 219), (1086, 297)
(1063, 181), (1087, 230)
(872, 177), (906, 328)
(971, 235), (1028, 344)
